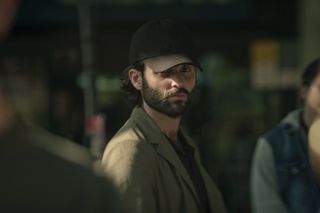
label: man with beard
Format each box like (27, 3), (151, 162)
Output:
(101, 18), (227, 213)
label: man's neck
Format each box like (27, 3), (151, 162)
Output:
(142, 103), (181, 143)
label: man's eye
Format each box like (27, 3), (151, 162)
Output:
(162, 69), (172, 74)
(182, 66), (191, 72)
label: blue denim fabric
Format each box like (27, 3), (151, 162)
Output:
(264, 116), (320, 213)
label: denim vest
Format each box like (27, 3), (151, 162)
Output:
(264, 110), (320, 213)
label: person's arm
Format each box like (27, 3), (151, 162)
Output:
(250, 138), (288, 213)
(101, 140), (156, 213)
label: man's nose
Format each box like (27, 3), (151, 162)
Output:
(170, 73), (184, 87)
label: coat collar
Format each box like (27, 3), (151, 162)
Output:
(130, 107), (200, 204)
(281, 108), (307, 142)
(281, 109), (302, 131)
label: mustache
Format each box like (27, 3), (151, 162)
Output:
(166, 88), (190, 97)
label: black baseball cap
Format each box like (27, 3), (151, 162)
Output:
(126, 18), (201, 72)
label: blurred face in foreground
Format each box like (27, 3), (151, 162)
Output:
(0, 0), (20, 41)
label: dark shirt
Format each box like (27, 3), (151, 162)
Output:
(169, 135), (210, 213)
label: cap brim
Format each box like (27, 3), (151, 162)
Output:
(143, 54), (196, 73)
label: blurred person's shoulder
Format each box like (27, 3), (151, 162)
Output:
(0, 121), (121, 212)
(29, 125), (92, 167)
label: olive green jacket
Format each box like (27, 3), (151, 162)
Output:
(101, 107), (227, 213)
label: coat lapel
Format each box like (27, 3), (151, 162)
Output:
(155, 138), (199, 201)
(131, 107), (200, 204)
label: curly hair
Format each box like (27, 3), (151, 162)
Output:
(120, 61), (145, 107)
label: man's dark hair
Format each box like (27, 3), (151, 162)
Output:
(120, 61), (145, 107)
(302, 58), (320, 87)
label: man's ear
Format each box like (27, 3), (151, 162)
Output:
(128, 69), (142, 90)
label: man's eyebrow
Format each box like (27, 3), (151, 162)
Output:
(157, 67), (175, 73)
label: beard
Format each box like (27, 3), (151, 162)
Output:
(141, 77), (193, 118)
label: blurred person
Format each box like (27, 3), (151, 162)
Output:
(251, 58), (320, 213)
(0, 85), (120, 212)
(101, 18), (227, 213)
(0, 1), (120, 212)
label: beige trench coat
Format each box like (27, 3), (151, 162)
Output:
(101, 107), (227, 213)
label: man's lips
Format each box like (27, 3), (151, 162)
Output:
(168, 92), (188, 100)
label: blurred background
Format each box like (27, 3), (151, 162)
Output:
(1, 0), (320, 212)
